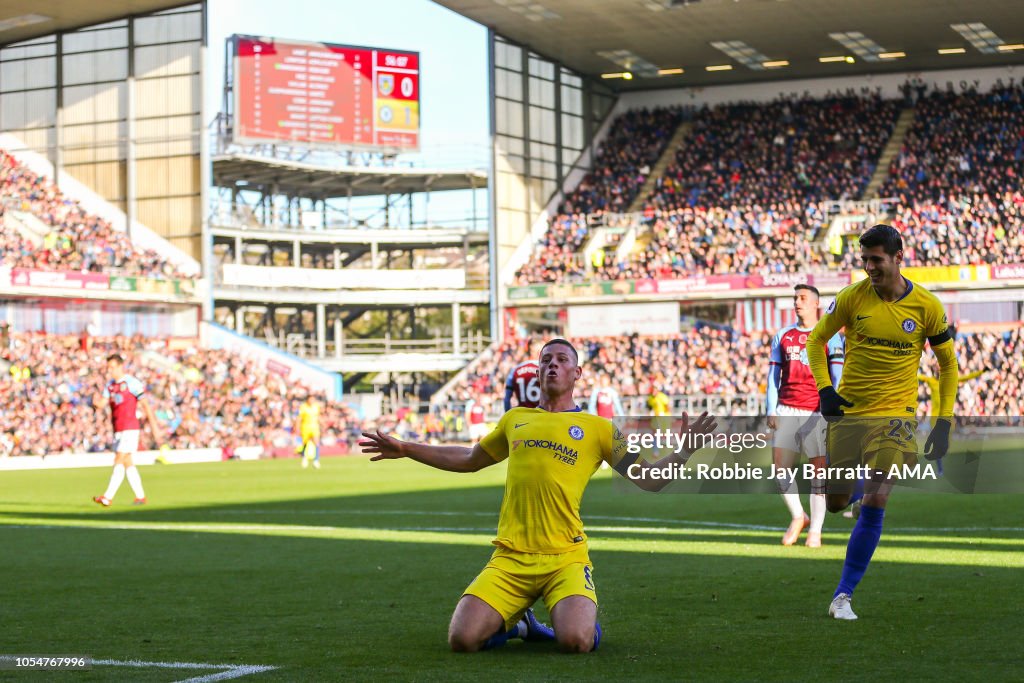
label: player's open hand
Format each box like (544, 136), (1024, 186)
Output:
(679, 410), (717, 439)
(359, 429), (406, 461)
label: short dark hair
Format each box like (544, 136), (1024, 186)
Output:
(794, 284), (820, 297)
(107, 353), (124, 364)
(540, 338), (579, 364)
(859, 224), (903, 256)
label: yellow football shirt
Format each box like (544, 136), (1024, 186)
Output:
(479, 407), (628, 554)
(808, 277), (950, 416)
(647, 391), (671, 416)
(299, 402), (321, 438)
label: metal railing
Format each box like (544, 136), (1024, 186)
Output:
(253, 331), (492, 360)
(208, 207), (489, 234)
(431, 392), (768, 429)
(211, 265), (489, 291)
(821, 198), (899, 218)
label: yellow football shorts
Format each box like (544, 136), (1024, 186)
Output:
(827, 417), (918, 473)
(463, 545), (596, 631)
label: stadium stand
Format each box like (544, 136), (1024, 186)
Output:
(861, 84), (1024, 268)
(513, 85), (1024, 284)
(880, 86), (1024, 201)
(0, 331), (362, 457)
(0, 151), (187, 278)
(655, 94), (900, 207)
(918, 326), (1023, 418)
(440, 328), (1022, 420)
(444, 328), (771, 416)
(513, 107), (688, 284)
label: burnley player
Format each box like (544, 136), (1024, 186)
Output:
(766, 284), (844, 547)
(94, 354), (162, 506)
(503, 359), (540, 411)
(587, 375), (624, 419)
(807, 225), (958, 620)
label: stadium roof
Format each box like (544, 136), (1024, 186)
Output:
(434, 0), (1024, 91)
(212, 154), (488, 198)
(0, 1), (189, 46)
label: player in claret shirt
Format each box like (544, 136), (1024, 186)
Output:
(587, 375), (624, 419)
(93, 354), (162, 507)
(766, 284), (845, 548)
(504, 359), (540, 410)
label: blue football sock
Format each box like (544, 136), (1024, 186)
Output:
(592, 622), (602, 652)
(482, 622), (523, 650)
(848, 478), (865, 506)
(834, 504), (885, 598)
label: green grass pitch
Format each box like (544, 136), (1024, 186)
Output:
(1, 457), (1020, 681)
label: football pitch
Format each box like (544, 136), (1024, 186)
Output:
(1, 457), (1020, 682)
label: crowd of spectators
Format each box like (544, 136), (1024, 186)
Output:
(513, 107), (688, 284)
(863, 84), (1024, 269)
(655, 94), (899, 208)
(0, 150), (187, 279)
(918, 326), (1023, 418)
(2, 322), (1018, 457)
(514, 85), (1024, 286)
(442, 327), (1023, 420)
(881, 86), (1024, 201)
(443, 328), (771, 417)
(596, 202), (832, 280)
(0, 331), (362, 457)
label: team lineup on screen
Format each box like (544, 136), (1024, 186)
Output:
(233, 35), (420, 150)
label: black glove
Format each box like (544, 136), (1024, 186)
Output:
(818, 387), (853, 423)
(924, 418), (952, 461)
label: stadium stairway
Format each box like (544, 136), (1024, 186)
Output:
(626, 121), (693, 213)
(3, 211), (49, 247)
(861, 106), (916, 199)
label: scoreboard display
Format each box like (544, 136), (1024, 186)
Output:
(232, 35), (420, 150)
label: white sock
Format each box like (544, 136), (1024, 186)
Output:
(782, 492), (805, 520)
(809, 493), (826, 534)
(104, 464), (126, 500)
(125, 466), (145, 499)
(778, 474), (804, 519)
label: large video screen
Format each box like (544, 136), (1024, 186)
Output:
(232, 35), (420, 151)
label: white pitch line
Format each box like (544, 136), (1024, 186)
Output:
(208, 508), (1024, 534)
(2, 516), (1022, 535)
(91, 658), (276, 682)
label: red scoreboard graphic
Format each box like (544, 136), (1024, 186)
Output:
(232, 35), (420, 150)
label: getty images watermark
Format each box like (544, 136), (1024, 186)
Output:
(611, 416), (1024, 494)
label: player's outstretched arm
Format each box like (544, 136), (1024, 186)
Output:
(959, 369), (984, 383)
(359, 430), (495, 473)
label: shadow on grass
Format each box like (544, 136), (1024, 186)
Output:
(2, 481), (1022, 557)
(1, 520), (1020, 682)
